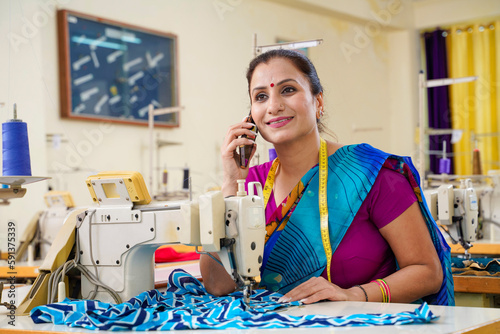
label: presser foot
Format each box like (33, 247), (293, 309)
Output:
(241, 279), (259, 307)
(243, 284), (252, 306)
(460, 241), (473, 260)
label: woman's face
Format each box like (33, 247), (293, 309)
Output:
(249, 58), (323, 146)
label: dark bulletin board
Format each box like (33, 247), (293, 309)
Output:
(57, 10), (179, 127)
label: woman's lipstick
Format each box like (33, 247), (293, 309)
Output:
(267, 116), (293, 128)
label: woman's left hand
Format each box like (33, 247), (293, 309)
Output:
(278, 277), (359, 304)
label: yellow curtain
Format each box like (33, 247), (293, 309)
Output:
(447, 21), (500, 175)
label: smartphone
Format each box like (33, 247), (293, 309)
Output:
(238, 114), (258, 168)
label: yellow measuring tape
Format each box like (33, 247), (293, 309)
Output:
(262, 157), (280, 208)
(262, 138), (332, 282)
(318, 138), (331, 282)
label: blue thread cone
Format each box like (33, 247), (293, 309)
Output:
(2, 120), (32, 176)
(438, 141), (450, 174)
(438, 158), (451, 174)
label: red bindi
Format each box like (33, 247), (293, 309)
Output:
(270, 83), (274, 87)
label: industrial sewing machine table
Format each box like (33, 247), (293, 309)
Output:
(1, 300), (500, 333)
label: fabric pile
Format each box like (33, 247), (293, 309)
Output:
(30, 269), (438, 331)
(452, 257), (500, 276)
(154, 246), (200, 263)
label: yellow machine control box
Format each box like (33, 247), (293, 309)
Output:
(86, 171), (152, 205)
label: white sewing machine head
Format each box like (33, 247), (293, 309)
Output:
(425, 179), (479, 257)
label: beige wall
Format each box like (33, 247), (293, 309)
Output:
(414, 0), (500, 29)
(0, 0), (498, 249)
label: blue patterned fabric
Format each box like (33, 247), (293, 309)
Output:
(30, 269), (439, 331)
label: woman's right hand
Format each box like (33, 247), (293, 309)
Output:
(220, 116), (257, 196)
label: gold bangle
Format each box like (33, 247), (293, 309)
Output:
(372, 280), (388, 303)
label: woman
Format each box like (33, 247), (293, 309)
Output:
(200, 49), (454, 305)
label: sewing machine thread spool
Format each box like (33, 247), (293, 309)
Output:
(57, 282), (66, 302)
(438, 141), (451, 174)
(182, 168), (189, 190)
(162, 168), (168, 185)
(472, 148), (482, 175)
(2, 104), (32, 176)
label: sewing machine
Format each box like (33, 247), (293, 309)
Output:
(15, 191), (75, 263)
(425, 179), (479, 258)
(16, 171), (265, 314)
